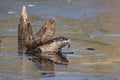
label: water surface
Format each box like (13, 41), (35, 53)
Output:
(0, 0), (120, 80)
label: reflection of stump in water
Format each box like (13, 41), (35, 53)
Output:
(25, 52), (56, 77)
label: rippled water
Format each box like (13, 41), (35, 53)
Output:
(0, 0), (120, 80)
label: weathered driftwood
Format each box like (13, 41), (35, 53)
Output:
(18, 6), (71, 64)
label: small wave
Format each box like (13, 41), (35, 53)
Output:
(27, 4), (35, 7)
(0, 28), (17, 33)
(68, 54), (84, 58)
(0, 52), (37, 59)
(8, 11), (16, 14)
(1, 46), (17, 49)
(89, 33), (120, 38)
(39, 74), (119, 80)
(6, 28), (18, 32)
(94, 53), (105, 56)
(55, 71), (81, 75)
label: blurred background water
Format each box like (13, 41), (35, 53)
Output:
(0, 0), (120, 80)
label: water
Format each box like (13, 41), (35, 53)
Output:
(0, 0), (120, 80)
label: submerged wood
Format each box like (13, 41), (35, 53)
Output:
(18, 6), (71, 64)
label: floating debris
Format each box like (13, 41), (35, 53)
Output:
(86, 48), (95, 50)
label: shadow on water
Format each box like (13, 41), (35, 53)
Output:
(18, 49), (73, 78)
(19, 52), (55, 77)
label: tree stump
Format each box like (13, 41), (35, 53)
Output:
(18, 6), (72, 65)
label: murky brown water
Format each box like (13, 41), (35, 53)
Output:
(0, 0), (120, 80)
